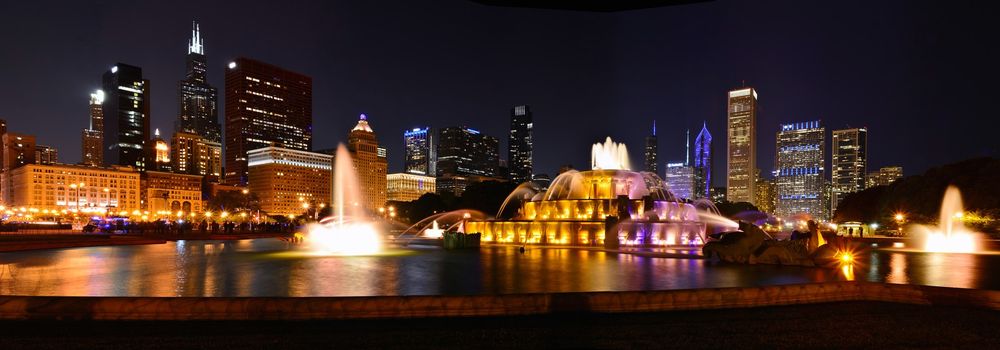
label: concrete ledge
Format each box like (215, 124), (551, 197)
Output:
(1, 282), (998, 320)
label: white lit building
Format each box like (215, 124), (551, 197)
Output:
(387, 172), (436, 202)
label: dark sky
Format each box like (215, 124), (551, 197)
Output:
(1, 0), (997, 186)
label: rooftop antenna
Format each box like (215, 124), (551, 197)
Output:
(685, 129), (690, 166)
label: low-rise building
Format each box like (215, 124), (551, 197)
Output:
(387, 172), (436, 202)
(141, 171), (203, 214)
(247, 146), (331, 217)
(1, 163), (140, 212)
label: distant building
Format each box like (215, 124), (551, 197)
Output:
(831, 128), (868, 210)
(387, 172), (436, 202)
(175, 22), (222, 144)
(2, 163), (140, 212)
(532, 173), (552, 191)
(81, 90), (104, 167)
(436, 126), (500, 196)
(710, 187), (727, 203)
(774, 120), (825, 220)
(2, 133), (35, 171)
(345, 114), (388, 211)
(644, 121), (659, 173)
(727, 87), (758, 204)
(403, 127), (434, 175)
(693, 122), (712, 199)
(102, 63), (149, 171)
(35, 145), (57, 165)
(171, 131), (223, 182)
(141, 171), (202, 214)
(225, 57), (312, 185)
(508, 105), (534, 183)
(148, 129), (171, 172)
(247, 146), (331, 217)
(754, 174), (776, 215)
(867, 166), (903, 188)
(664, 162), (695, 200)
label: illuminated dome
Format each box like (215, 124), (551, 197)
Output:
(352, 114), (373, 132)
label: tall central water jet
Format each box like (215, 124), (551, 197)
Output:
(592, 137), (630, 170)
(918, 186), (978, 253)
(304, 144), (383, 255)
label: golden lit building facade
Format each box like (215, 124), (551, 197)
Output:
(726, 87), (758, 204)
(386, 172), (436, 202)
(171, 131), (222, 182)
(2, 164), (140, 212)
(247, 146), (331, 216)
(346, 114), (387, 212)
(141, 171), (203, 214)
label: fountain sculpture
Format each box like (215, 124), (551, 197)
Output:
(302, 144), (384, 255)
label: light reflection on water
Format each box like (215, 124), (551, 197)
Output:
(0, 239), (997, 297)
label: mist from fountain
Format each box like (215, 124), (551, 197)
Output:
(591, 137), (630, 170)
(303, 144), (383, 255)
(914, 186), (979, 253)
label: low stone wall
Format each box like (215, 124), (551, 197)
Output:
(0, 282), (998, 320)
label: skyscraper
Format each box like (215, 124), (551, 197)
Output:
(664, 162), (695, 200)
(224, 57), (312, 185)
(726, 87), (758, 204)
(436, 126), (500, 195)
(644, 121), (658, 173)
(508, 105), (533, 183)
(35, 145), (58, 165)
(346, 114), (388, 211)
(774, 121), (825, 219)
(81, 90), (104, 167)
(831, 128), (868, 209)
(403, 127), (434, 175)
(693, 122), (713, 199)
(171, 131), (223, 182)
(102, 63), (149, 171)
(2, 133), (36, 171)
(175, 22), (221, 143)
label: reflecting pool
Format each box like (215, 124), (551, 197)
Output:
(0, 239), (998, 297)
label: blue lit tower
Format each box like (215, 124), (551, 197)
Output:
(774, 120), (825, 220)
(693, 122), (712, 199)
(404, 126), (434, 175)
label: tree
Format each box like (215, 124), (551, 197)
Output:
(206, 191), (261, 213)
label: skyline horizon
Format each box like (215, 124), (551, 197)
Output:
(1, 0), (996, 184)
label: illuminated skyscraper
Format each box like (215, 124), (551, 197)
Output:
(693, 122), (712, 199)
(171, 131), (223, 182)
(664, 162), (695, 200)
(102, 63), (149, 171)
(508, 105), (533, 183)
(225, 57), (312, 185)
(175, 22), (221, 143)
(81, 90), (104, 167)
(404, 127), (434, 175)
(726, 87), (758, 204)
(831, 127), (868, 209)
(346, 114), (388, 211)
(644, 121), (658, 173)
(148, 129), (171, 172)
(436, 126), (500, 195)
(774, 121), (825, 219)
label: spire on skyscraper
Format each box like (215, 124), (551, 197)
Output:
(685, 129), (690, 166)
(652, 120), (657, 136)
(188, 21), (204, 55)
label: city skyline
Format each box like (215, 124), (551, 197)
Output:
(0, 1), (997, 185)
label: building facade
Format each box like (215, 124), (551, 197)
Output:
(754, 174), (777, 215)
(508, 105), (533, 183)
(102, 63), (149, 171)
(644, 121), (659, 173)
(81, 90), (104, 167)
(2, 133), (35, 171)
(867, 166), (903, 188)
(141, 171), (203, 214)
(403, 127), (434, 175)
(224, 57), (312, 185)
(727, 87), (758, 204)
(171, 131), (222, 182)
(693, 122), (713, 199)
(436, 126), (499, 178)
(345, 114), (388, 212)
(664, 162), (695, 200)
(35, 145), (57, 165)
(247, 146), (331, 217)
(2, 164), (140, 212)
(774, 121), (825, 220)
(386, 172), (436, 202)
(831, 128), (868, 210)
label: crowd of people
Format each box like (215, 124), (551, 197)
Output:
(83, 219), (296, 235)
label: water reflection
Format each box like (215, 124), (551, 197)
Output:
(0, 240), (999, 297)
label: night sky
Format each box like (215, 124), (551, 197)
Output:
(1, 0), (997, 186)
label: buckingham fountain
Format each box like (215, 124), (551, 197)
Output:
(466, 137), (732, 247)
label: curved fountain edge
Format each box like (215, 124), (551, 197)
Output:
(0, 282), (997, 320)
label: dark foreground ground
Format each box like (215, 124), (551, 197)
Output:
(1, 301), (997, 349)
